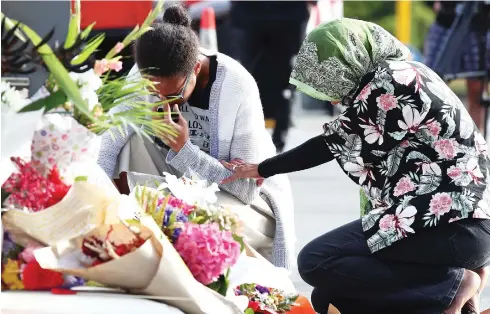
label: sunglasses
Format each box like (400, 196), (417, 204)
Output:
(161, 73), (191, 101)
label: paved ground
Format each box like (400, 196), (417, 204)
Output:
(284, 104), (490, 309)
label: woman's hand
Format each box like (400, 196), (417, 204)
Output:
(154, 103), (189, 153)
(220, 158), (264, 186)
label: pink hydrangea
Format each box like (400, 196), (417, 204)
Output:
(429, 193), (453, 217)
(379, 214), (396, 231)
(393, 176), (416, 196)
(376, 93), (397, 111)
(174, 222), (241, 285)
(433, 139), (459, 159)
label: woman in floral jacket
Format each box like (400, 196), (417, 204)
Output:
(221, 19), (490, 314)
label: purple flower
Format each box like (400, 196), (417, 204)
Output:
(163, 208), (173, 227)
(172, 228), (183, 242)
(163, 208), (189, 227)
(176, 211), (189, 223)
(62, 275), (85, 288)
(2, 231), (16, 255)
(256, 285), (270, 294)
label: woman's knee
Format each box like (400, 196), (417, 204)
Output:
(297, 240), (328, 285)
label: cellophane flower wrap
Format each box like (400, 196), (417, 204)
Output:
(30, 113), (101, 178)
(134, 172), (245, 296)
(0, 81), (44, 186)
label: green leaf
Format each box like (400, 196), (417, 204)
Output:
(1, 189), (11, 205)
(104, 0), (164, 60)
(2, 14), (94, 122)
(81, 22), (96, 39)
(64, 13), (80, 49)
(206, 274), (229, 296)
(74, 176), (88, 182)
(244, 309), (255, 314)
(71, 33), (105, 65)
(168, 210), (178, 227)
(232, 234), (245, 252)
(19, 90), (67, 113)
(191, 216), (205, 224)
(359, 189), (372, 216)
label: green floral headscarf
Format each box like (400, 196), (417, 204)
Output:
(290, 18), (410, 101)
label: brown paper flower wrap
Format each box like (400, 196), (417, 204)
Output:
(31, 216), (245, 314)
(33, 223), (160, 290)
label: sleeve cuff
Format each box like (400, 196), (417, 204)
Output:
(166, 140), (200, 173)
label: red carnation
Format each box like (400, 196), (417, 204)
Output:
(22, 260), (64, 290)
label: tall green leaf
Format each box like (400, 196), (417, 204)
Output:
(64, 13), (80, 49)
(81, 22), (96, 39)
(71, 33), (105, 65)
(104, 0), (164, 60)
(2, 14), (94, 122)
(19, 90), (67, 112)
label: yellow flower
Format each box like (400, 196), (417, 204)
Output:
(1, 259), (24, 290)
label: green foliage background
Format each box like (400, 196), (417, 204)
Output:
(343, 1), (436, 51)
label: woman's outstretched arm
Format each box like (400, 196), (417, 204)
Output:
(258, 135), (334, 178)
(221, 134), (334, 184)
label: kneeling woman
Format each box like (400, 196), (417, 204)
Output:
(222, 19), (490, 314)
(97, 5), (295, 269)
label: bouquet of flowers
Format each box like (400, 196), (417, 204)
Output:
(2, 157), (71, 212)
(80, 223), (147, 267)
(32, 222), (162, 290)
(235, 284), (299, 314)
(1, 0), (171, 293)
(1, 0), (174, 179)
(2, 235), (85, 292)
(134, 174), (245, 296)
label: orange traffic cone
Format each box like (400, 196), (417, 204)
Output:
(199, 7), (218, 51)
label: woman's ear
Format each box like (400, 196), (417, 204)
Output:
(194, 62), (202, 76)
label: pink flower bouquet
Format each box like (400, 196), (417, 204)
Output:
(135, 184), (244, 296)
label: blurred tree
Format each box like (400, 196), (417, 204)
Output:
(343, 1), (435, 51)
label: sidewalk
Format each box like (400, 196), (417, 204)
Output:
(284, 105), (490, 308)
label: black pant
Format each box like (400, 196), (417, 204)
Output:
(229, 22), (307, 150)
(298, 219), (490, 314)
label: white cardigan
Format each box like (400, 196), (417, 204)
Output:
(97, 52), (296, 269)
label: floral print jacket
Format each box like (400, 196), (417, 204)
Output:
(324, 60), (490, 253)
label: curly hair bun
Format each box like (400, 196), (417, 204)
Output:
(162, 5), (191, 27)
